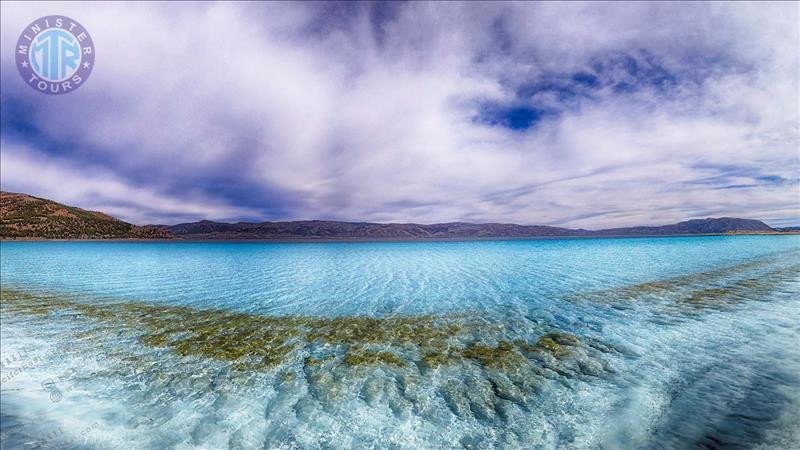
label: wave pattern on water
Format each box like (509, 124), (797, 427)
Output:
(1, 236), (799, 449)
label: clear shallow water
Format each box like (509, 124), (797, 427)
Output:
(1, 236), (799, 449)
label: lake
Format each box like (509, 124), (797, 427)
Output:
(1, 235), (799, 448)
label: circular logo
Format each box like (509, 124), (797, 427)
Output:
(15, 15), (95, 95)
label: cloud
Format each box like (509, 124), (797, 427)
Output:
(1, 1), (798, 227)
(0, 143), (262, 224)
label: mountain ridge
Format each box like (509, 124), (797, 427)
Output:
(1, 191), (794, 240)
(157, 217), (778, 240)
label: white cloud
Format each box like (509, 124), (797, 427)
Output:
(0, 144), (260, 224)
(1, 1), (797, 227)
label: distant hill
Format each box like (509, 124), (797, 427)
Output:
(159, 220), (587, 240)
(594, 217), (775, 236)
(1, 191), (792, 240)
(160, 217), (780, 240)
(0, 191), (171, 239)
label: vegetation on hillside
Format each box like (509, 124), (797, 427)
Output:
(0, 191), (172, 239)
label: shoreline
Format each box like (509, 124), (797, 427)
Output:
(2, 231), (799, 244)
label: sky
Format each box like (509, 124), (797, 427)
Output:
(1, 1), (798, 228)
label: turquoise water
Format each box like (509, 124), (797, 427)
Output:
(1, 236), (799, 448)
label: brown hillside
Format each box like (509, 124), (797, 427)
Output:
(0, 191), (172, 239)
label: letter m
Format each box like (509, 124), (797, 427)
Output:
(18, 45), (28, 55)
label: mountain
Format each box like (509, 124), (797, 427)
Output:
(1, 191), (791, 240)
(160, 217), (781, 240)
(158, 220), (587, 240)
(0, 191), (171, 239)
(594, 217), (775, 236)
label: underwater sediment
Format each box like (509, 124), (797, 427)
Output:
(1, 237), (799, 448)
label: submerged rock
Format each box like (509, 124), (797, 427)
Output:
(360, 375), (385, 406)
(441, 380), (472, 419)
(464, 377), (496, 422)
(462, 341), (527, 370)
(489, 374), (526, 406)
(344, 348), (405, 367)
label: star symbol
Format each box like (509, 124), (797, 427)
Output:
(20, 60), (28, 68)
(82, 61), (91, 69)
